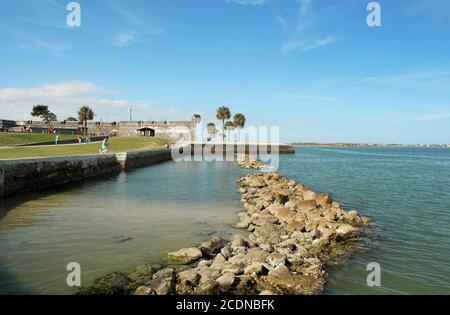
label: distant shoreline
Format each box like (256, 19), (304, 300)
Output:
(290, 143), (450, 148)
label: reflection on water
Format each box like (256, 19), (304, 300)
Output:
(0, 161), (245, 294)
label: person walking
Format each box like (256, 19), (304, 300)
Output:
(100, 137), (109, 154)
(55, 134), (60, 145)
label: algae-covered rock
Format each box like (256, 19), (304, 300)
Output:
(77, 272), (131, 295)
(128, 263), (162, 285)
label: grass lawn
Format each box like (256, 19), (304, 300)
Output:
(0, 137), (170, 160)
(0, 133), (78, 147)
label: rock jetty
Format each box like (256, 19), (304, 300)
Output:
(77, 173), (370, 295)
(235, 154), (264, 170)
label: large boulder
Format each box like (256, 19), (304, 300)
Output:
(266, 264), (322, 295)
(297, 200), (317, 212)
(168, 247), (202, 264)
(143, 268), (175, 295)
(216, 272), (236, 291)
(274, 205), (294, 222)
(199, 236), (224, 257)
(336, 224), (359, 240)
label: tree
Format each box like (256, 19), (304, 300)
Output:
(224, 121), (235, 142)
(193, 114), (201, 124)
(233, 113), (246, 142)
(78, 106), (95, 135)
(216, 106), (231, 141)
(207, 123), (216, 140)
(31, 105), (58, 128)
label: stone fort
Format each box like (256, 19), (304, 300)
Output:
(0, 116), (199, 140)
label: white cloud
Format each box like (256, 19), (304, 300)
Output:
(226, 0), (267, 5)
(0, 81), (189, 122)
(282, 36), (337, 53)
(113, 30), (137, 47)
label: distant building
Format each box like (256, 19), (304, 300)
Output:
(0, 119), (17, 132)
(0, 116), (198, 140)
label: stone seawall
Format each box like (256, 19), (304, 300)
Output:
(190, 143), (295, 155)
(0, 144), (294, 198)
(0, 155), (122, 197)
(116, 148), (173, 171)
(0, 149), (175, 198)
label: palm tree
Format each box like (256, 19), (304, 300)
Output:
(224, 121), (235, 142)
(216, 106), (231, 142)
(207, 123), (216, 140)
(78, 106), (95, 135)
(192, 114), (202, 124)
(233, 113), (246, 141)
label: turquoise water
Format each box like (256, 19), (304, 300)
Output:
(0, 147), (449, 294)
(280, 147), (450, 294)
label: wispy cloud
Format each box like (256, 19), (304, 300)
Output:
(20, 37), (71, 57)
(412, 113), (450, 121)
(105, 0), (163, 35)
(392, 112), (450, 123)
(276, 16), (287, 28)
(226, 0), (268, 5)
(0, 81), (189, 122)
(112, 30), (137, 47)
(353, 68), (450, 88)
(278, 93), (338, 102)
(405, 0), (450, 16)
(281, 0), (337, 53)
(282, 36), (337, 53)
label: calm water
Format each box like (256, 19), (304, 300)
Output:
(0, 147), (449, 294)
(281, 147), (450, 295)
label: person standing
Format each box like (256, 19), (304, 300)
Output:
(55, 134), (60, 145)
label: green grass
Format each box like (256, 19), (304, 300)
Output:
(0, 137), (170, 160)
(0, 133), (78, 147)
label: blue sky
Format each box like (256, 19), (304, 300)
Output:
(0, 0), (450, 144)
